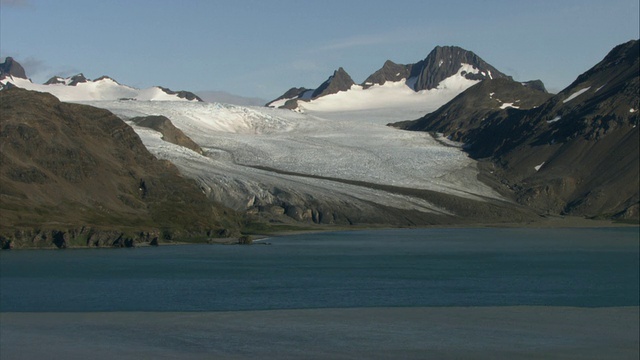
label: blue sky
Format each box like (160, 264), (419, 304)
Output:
(1, 0), (638, 100)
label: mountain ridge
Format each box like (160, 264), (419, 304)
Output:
(266, 45), (516, 109)
(0, 58), (203, 102)
(392, 39), (639, 220)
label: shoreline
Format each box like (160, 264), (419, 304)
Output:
(2, 216), (637, 250)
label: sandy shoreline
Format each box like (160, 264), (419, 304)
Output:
(1, 306), (638, 359)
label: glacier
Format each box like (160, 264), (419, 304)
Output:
(6, 64), (507, 221)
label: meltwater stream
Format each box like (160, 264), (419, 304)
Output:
(1, 227), (638, 312)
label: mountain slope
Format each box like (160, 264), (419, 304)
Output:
(0, 88), (239, 248)
(396, 40), (639, 220)
(393, 78), (552, 140)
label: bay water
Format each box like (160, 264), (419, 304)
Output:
(1, 227), (638, 311)
(1, 227), (638, 359)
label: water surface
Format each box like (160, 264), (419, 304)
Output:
(2, 227), (638, 312)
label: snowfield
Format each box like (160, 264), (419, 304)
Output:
(1, 76), (197, 102)
(6, 66), (505, 217)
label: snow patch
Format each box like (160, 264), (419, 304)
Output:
(500, 102), (520, 109)
(630, 108), (637, 113)
(563, 87), (591, 103)
(547, 116), (562, 124)
(534, 162), (545, 171)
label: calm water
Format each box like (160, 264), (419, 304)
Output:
(1, 227), (638, 312)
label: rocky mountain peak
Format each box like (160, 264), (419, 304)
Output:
(0, 57), (28, 80)
(311, 67), (356, 98)
(157, 86), (203, 102)
(410, 45), (511, 91)
(68, 73), (89, 86)
(362, 60), (413, 89)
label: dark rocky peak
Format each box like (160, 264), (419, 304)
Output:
(573, 39), (638, 84)
(533, 39), (639, 130)
(157, 86), (203, 102)
(68, 73), (89, 86)
(0, 57), (28, 80)
(522, 80), (548, 93)
(410, 45), (510, 91)
(557, 39), (639, 102)
(94, 75), (121, 84)
(311, 67), (355, 98)
(265, 87), (310, 107)
(44, 76), (67, 85)
(362, 60), (413, 89)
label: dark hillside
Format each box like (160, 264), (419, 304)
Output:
(0, 88), (239, 248)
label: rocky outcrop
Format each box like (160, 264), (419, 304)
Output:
(67, 73), (89, 86)
(311, 67), (356, 98)
(410, 46), (511, 91)
(0, 88), (241, 248)
(266, 68), (355, 108)
(361, 60), (413, 88)
(130, 115), (203, 154)
(157, 86), (203, 102)
(0, 57), (27, 80)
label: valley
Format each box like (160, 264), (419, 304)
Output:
(1, 41), (637, 247)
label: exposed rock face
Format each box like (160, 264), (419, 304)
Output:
(44, 76), (67, 85)
(522, 80), (548, 93)
(266, 68), (355, 108)
(311, 67), (356, 98)
(130, 115), (203, 154)
(0, 57), (27, 80)
(395, 40), (639, 220)
(157, 86), (203, 102)
(361, 60), (413, 88)
(410, 46), (511, 91)
(264, 87), (311, 108)
(0, 88), (240, 248)
(68, 73), (89, 86)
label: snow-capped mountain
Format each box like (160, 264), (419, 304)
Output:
(395, 40), (639, 219)
(266, 45), (510, 110)
(0, 58), (202, 102)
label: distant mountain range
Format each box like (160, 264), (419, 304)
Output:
(266, 45), (515, 109)
(0, 59), (203, 102)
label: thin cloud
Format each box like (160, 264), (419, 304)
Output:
(310, 26), (428, 53)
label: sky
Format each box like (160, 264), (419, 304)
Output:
(1, 0), (639, 100)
